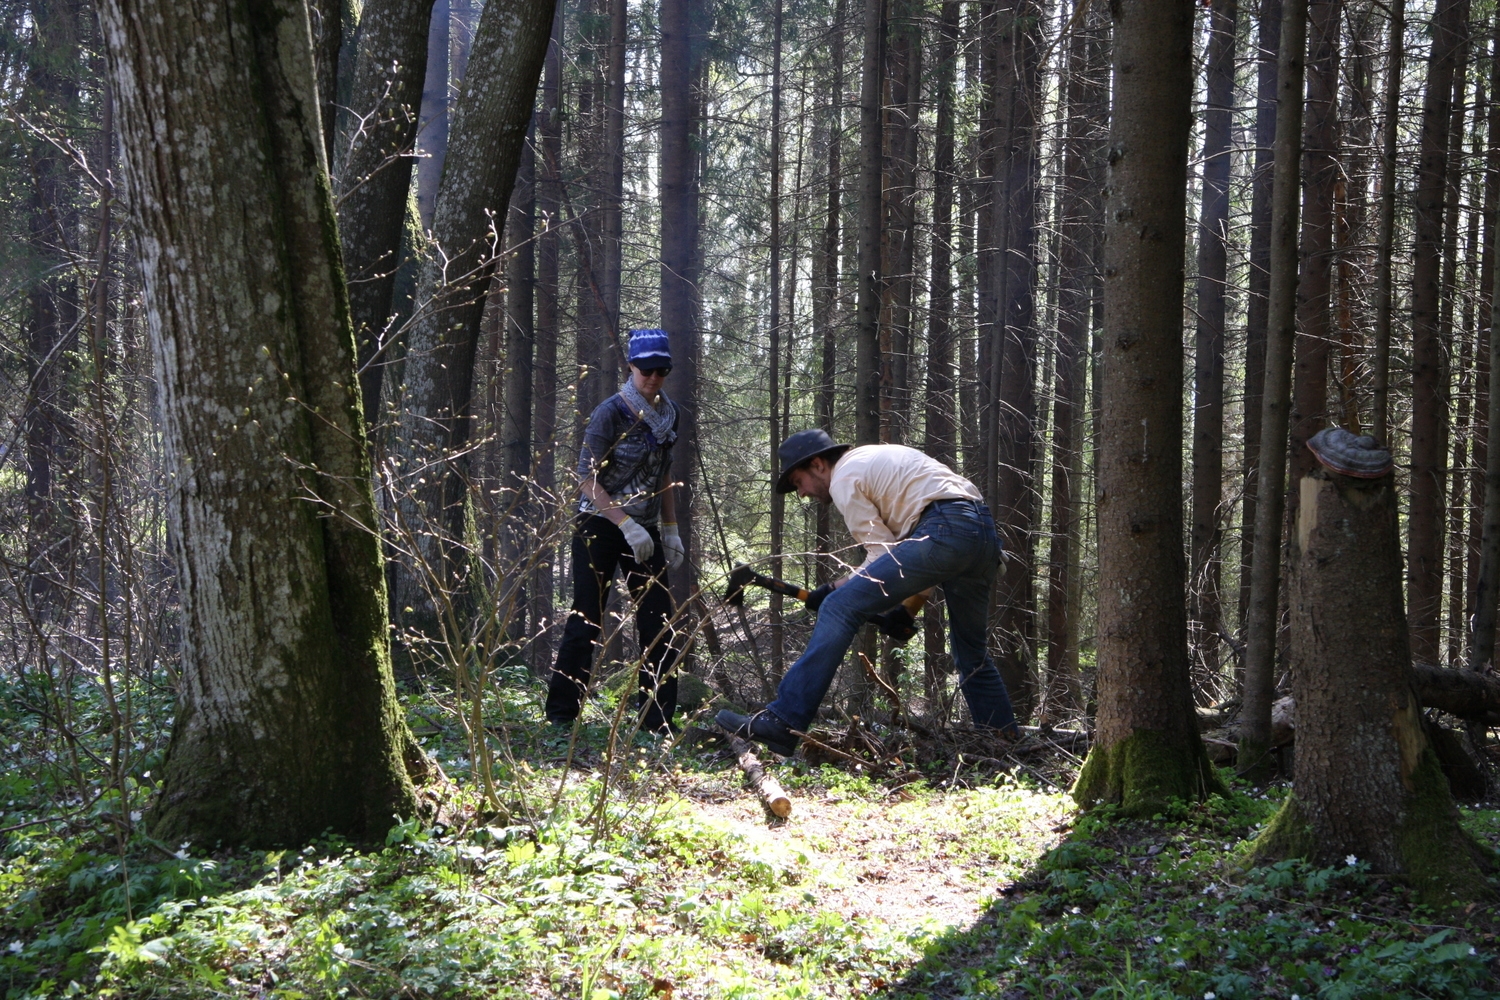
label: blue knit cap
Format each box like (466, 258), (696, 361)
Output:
(628, 328), (672, 366)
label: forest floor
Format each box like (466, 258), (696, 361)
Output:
(2, 664), (1499, 999)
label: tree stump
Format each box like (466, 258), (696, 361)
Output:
(1254, 469), (1493, 905)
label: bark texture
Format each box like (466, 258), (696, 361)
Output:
(1255, 471), (1492, 906)
(1045, 0), (1105, 716)
(1240, 0), (1307, 781)
(661, 0), (705, 612)
(389, 0), (556, 634)
(1407, 0), (1470, 664)
(1286, 0), (1339, 493)
(1190, 0), (1238, 677)
(337, 0), (437, 424)
(98, 0), (418, 845)
(1238, 0), (1281, 631)
(1072, 0), (1222, 815)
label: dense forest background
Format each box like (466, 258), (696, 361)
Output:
(2, 0), (1500, 993)
(12, 0), (1500, 738)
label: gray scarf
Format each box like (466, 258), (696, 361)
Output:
(619, 381), (676, 447)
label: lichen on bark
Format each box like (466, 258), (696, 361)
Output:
(102, 0), (420, 846)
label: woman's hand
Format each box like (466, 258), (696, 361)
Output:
(661, 523), (685, 570)
(618, 516), (656, 564)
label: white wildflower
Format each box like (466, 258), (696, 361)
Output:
(7, 941), (22, 954)
(1345, 854), (1357, 866)
(129, 811), (142, 823)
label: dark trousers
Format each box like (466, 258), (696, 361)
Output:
(545, 514), (679, 728)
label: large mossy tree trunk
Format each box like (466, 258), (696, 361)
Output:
(1072, 0), (1223, 816)
(1255, 470), (1493, 906)
(98, 0), (419, 846)
(387, 0), (556, 644)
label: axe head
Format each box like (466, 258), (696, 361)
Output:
(724, 564), (757, 606)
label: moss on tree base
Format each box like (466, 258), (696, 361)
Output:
(1252, 749), (1496, 908)
(1072, 729), (1226, 816)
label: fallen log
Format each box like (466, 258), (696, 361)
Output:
(1411, 663), (1500, 725)
(719, 727), (792, 819)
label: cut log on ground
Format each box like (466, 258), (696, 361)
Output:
(1412, 663), (1500, 725)
(719, 727), (793, 819)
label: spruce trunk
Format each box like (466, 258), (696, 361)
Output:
(1255, 470), (1493, 906)
(1072, 0), (1223, 814)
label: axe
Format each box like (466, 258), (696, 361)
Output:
(722, 564), (928, 643)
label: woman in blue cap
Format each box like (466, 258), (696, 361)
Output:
(545, 328), (684, 732)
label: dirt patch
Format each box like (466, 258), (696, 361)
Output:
(671, 766), (1074, 937)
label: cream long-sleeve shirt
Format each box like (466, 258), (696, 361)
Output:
(829, 444), (983, 567)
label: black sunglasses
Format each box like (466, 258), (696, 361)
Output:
(636, 365), (672, 377)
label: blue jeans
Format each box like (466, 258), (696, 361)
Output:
(767, 499), (1018, 734)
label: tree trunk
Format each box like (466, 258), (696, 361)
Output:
(22, 0), (81, 612)
(602, 0), (626, 375)
(1287, 0), (1339, 503)
(338, 0), (437, 425)
(925, 0), (961, 705)
(855, 0), (885, 446)
(1239, 0), (1307, 783)
(310, 0), (342, 163)
(1239, 0), (1282, 634)
(573, 10), (604, 429)
(815, 0), (845, 586)
(529, 6), (562, 674)
(1440, 39), (1472, 668)
(1371, 0), (1405, 442)
(989, 0), (1043, 718)
(415, 0), (449, 229)
(1072, 0), (1223, 815)
(388, 0), (557, 639)
(99, 0), (419, 845)
(1045, 0), (1104, 718)
(1469, 23), (1500, 672)
(1254, 469), (1493, 906)
(662, 0), (706, 611)
(1190, 0), (1239, 682)
(500, 128), (536, 641)
(1407, 0), (1470, 665)
(770, 0), (787, 680)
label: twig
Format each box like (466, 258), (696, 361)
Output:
(857, 651), (904, 727)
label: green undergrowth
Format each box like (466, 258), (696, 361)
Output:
(887, 784), (1500, 999)
(3, 667), (1498, 998)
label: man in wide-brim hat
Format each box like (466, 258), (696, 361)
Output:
(718, 430), (1018, 756)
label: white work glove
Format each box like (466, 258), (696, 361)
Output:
(661, 522), (685, 570)
(618, 516), (655, 564)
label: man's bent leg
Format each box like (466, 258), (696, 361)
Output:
(767, 549), (946, 731)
